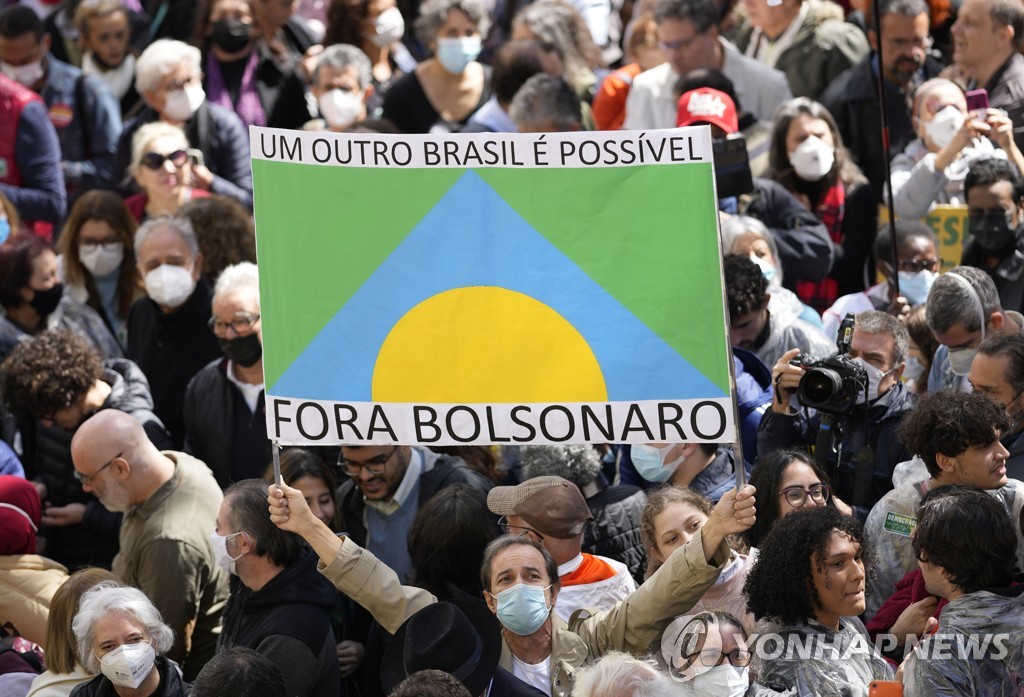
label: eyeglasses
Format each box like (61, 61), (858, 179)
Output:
(338, 446), (398, 477)
(778, 483), (831, 507)
(658, 31), (705, 52)
(684, 648), (752, 668)
(74, 451), (122, 485)
(208, 312), (260, 336)
(497, 515), (545, 541)
(895, 258), (939, 273)
(886, 35), (933, 51)
(79, 239), (122, 250)
(141, 149), (188, 170)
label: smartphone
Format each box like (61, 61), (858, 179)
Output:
(965, 88), (989, 118)
(712, 135), (754, 200)
(868, 681), (903, 697)
(188, 148), (205, 168)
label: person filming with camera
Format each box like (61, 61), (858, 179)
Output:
(758, 310), (916, 521)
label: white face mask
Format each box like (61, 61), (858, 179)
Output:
(1, 58), (45, 87)
(318, 88), (364, 129)
(82, 52), (136, 100)
(144, 264), (196, 309)
(99, 642), (156, 689)
(210, 531), (246, 575)
(788, 135), (835, 181)
(689, 664), (749, 697)
(369, 7), (405, 47)
(162, 82), (205, 122)
(923, 105), (965, 151)
(896, 269), (936, 306)
(853, 356), (892, 403)
(903, 355), (925, 381)
(80, 242), (125, 277)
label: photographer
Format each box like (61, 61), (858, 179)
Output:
(757, 310), (916, 519)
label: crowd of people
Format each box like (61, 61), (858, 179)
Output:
(1, 0), (1024, 693)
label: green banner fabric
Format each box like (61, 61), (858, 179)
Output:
(251, 127), (734, 446)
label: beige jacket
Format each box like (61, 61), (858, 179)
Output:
(319, 530), (731, 697)
(0, 554), (68, 647)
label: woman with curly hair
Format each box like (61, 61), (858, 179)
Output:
(743, 506), (893, 694)
(324, 0), (407, 112)
(380, 0), (491, 133)
(766, 98), (874, 313)
(640, 486), (756, 632)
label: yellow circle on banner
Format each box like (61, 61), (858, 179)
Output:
(372, 286), (608, 402)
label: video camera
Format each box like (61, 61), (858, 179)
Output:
(788, 314), (867, 414)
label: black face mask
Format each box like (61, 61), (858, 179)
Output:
(210, 19), (253, 54)
(30, 283), (63, 318)
(218, 333), (263, 367)
(970, 210), (1020, 254)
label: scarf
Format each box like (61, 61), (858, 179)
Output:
(796, 178), (845, 313)
(82, 52), (136, 100)
(204, 50), (267, 131)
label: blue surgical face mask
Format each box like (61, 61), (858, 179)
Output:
(0, 218), (9, 245)
(632, 444), (686, 483)
(435, 36), (481, 74)
(489, 583), (551, 636)
(750, 254), (777, 284)
(903, 354), (925, 380)
(896, 269), (936, 305)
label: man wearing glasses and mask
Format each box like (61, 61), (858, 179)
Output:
(863, 390), (1024, 623)
(335, 442), (492, 584)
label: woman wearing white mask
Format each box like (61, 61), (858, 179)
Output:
(58, 192), (143, 350)
(767, 98), (873, 315)
(664, 612), (751, 697)
(890, 78), (1024, 220)
(69, 583), (188, 697)
(324, 0), (409, 115)
(821, 220), (940, 342)
(125, 123), (209, 223)
(381, 0), (490, 133)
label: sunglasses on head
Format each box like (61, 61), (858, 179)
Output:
(141, 149), (188, 170)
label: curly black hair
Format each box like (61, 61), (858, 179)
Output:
(0, 330), (102, 419)
(723, 254), (768, 320)
(913, 485), (1017, 594)
(744, 507), (876, 626)
(896, 390), (1011, 477)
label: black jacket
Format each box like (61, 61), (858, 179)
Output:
(126, 281), (223, 449)
(820, 54), (944, 202)
(70, 655), (190, 697)
(114, 102), (253, 208)
(961, 235), (1024, 314)
(979, 52), (1024, 152)
(26, 358), (171, 569)
(491, 667), (549, 697)
(580, 474), (647, 584)
(183, 357), (270, 489)
(743, 178), (835, 291)
(219, 549), (341, 697)
(336, 448), (494, 548)
(757, 381), (916, 517)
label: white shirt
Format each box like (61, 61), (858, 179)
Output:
(511, 654), (552, 696)
(225, 362), (264, 414)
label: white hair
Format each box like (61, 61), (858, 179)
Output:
(214, 261), (260, 305)
(130, 122), (189, 175)
(134, 215), (199, 260)
(72, 583), (174, 674)
(720, 215), (784, 285)
(571, 652), (677, 697)
(135, 39), (201, 94)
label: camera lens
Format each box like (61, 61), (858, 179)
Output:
(799, 369), (843, 408)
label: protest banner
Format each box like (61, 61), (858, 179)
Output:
(251, 127), (735, 446)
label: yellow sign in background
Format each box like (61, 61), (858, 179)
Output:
(878, 205), (968, 272)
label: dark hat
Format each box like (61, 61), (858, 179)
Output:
(487, 475), (593, 539)
(380, 599), (502, 695)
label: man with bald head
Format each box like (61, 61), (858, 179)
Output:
(71, 409), (227, 680)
